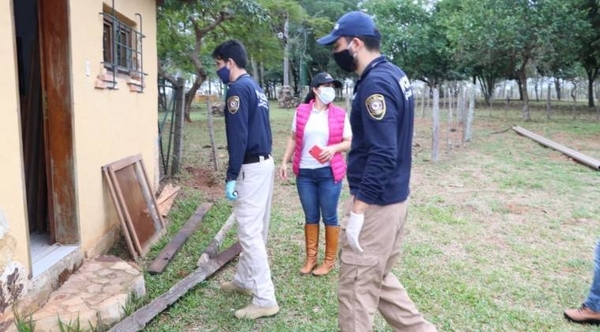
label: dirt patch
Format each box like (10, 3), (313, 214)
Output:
(505, 202), (530, 215)
(184, 166), (223, 202)
(548, 131), (600, 157)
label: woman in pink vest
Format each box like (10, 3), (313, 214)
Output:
(279, 72), (352, 276)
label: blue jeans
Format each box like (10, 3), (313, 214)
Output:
(296, 167), (342, 226)
(584, 239), (600, 312)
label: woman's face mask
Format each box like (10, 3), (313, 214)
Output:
(317, 86), (336, 104)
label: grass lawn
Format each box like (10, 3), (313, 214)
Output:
(134, 100), (600, 331)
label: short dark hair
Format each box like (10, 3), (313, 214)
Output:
(212, 39), (248, 69)
(346, 29), (381, 51)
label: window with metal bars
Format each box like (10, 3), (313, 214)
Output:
(101, 7), (145, 91)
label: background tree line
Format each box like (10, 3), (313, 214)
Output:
(157, 0), (600, 121)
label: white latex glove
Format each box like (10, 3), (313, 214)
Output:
(346, 212), (364, 253)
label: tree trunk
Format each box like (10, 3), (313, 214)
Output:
(461, 88), (467, 142)
(546, 82), (552, 120)
(478, 75), (494, 106)
(431, 86), (440, 162)
(554, 77), (562, 101)
(571, 85), (578, 120)
(587, 69), (596, 108)
(260, 61), (265, 89)
(423, 87), (429, 118)
(596, 80), (600, 119)
(534, 78), (539, 102)
(517, 66), (530, 121)
(444, 86), (449, 111)
(184, 71), (206, 123)
(516, 77), (524, 101)
(420, 87), (425, 118)
(251, 56), (259, 83)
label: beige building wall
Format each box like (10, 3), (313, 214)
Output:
(0, 0), (158, 273)
(0, 1), (30, 268)
(69, 0), (158, 255)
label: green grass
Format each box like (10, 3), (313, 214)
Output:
(128, 101), (600, 331)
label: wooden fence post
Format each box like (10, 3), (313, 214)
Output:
(431, 86), (440, 162)
(171, 78), (185, 175)
(465, 82), (475, 142)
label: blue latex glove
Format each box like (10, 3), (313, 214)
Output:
(225, 180), (238, 201)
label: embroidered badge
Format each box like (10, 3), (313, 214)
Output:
(365, 94), (386, 120)
(227, 96), (240, 114)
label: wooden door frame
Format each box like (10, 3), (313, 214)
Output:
(38, 0), (78, 244)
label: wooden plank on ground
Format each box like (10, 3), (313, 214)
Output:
(108, 242), (242, 332)
(148, 203), (212, 275)
(156, 183), (180, 204)
(157, 184), (181, 217)
(197, 212), (235, 266)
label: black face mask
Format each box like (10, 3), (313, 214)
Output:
(333, 49), (357, 73)
(333, 41), (357, 73)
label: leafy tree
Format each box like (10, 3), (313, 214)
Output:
(212, 0), (306, 97)
(576, 0), (600, 107)
(441, 0), (514, 105)
(157, 0), (268, 122)
(297, 0), (359, 82)
(365, 0), (457, 88)
(365, 0), (462, 162)
(440, 0), (589, 120)
(256, 0), (308, 95)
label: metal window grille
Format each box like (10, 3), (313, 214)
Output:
(100, 4), (146, 92)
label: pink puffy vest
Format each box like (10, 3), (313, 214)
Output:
(292, 100), (347, 183)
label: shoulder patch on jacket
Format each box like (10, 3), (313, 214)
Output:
(365, 94), (386, 120)
(227, 96), (240, 114)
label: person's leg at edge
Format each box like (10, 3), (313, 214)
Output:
(584, 239), (600, 311)
(231, 161), (278, 319)
(564, 238), (600, 324)
(377, 200), (437, 332)
(296, 168), (321, 275)
(313, 167), (342, 276)
(338, 200), (391, 332)
(261, 158), (275, 244)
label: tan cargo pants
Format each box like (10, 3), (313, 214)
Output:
(338, 197), (437, 332)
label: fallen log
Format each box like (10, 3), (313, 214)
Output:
(513, 126), (600, 171)
(109, 242), (242, 332)
(148, 203), (212, 275)
(197, 212), (236, 266)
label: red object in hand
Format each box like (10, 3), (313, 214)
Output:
(309, 145), (325, 164)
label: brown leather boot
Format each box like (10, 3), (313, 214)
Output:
(312, 226), (339, 276)
(564, 305), (600, 324)
(299, 224), (319, 275)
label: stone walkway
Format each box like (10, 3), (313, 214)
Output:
(6, 255), (144, 332)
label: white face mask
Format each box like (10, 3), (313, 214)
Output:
(317, 86), (336, 104)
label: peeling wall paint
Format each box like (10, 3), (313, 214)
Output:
(0, 209), (18, 278)
(0, 209), (27, 316)
(0, 262), (27, 314)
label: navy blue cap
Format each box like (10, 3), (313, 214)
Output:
(317, 11), (380, 45)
